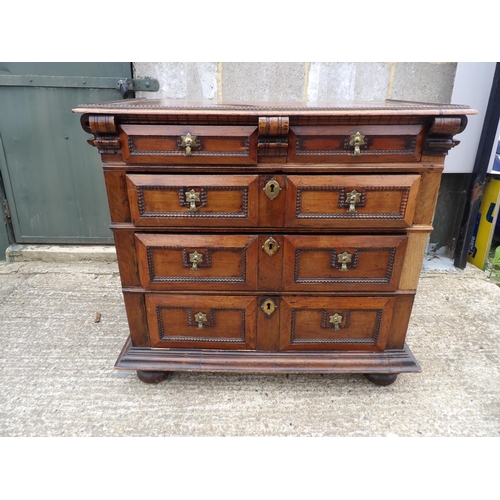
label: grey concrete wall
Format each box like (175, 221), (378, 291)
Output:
(134, 62), (457, 103)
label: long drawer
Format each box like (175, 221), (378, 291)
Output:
(144, 293), (397, 351)
(133, 233), (408, 292)
(126, 173), (421, 229)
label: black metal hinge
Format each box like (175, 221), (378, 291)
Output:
(0, 75), (159, 97)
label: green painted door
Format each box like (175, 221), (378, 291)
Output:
(0, 62), (133, 258)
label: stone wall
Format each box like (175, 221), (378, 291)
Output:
(134, 62), (457, 103)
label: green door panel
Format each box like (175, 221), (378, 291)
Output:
(0, 62), (133, 250)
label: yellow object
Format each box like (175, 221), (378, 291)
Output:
(468, 175), (500, 269)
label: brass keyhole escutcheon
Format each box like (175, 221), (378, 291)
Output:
(337, 251), (352, 272)
(185, 189), (201, 211)
(189, 251), (203, 271)
(349, 131), (365, 156)
(264, 179), (281, 201)
(194, 311), (208, 330)
(261, 298), (277, 317)
(329, 313), (343, 331)
(181, 132), (198, 156)
(346, 189), (361, 213)
(262, 236), (280, 257)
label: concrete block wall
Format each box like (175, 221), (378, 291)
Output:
(133, 62), (460, 256)
(134, 62), (457, 103)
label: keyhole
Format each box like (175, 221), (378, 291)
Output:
(268, 243), (273, 251)
(267, 302), (271, 311)
(270, 184), (275, 193)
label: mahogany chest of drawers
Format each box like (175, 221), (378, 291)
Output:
(74, 99), (474, 386)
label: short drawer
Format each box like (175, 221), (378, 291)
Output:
(288, 124), (425, 163)
(120, 124), (258, 165)
(283, 234), (408, 291)
(279, 296), (395, 351)
(127, 174), (259, 227)
(145, 294), (257, 349)
(135, 233), (259, 291)
(285, 174), (420, 229)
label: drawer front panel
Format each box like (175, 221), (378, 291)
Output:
(288, 125), (425, 163)
(120, 124), (258, 164)
(146, 294), (257, 349)
(283, 235), (408, 291)
(135, 233), (258, 290)
(279, 296), (395, 351)
(285, 174), (420, 229)
(127, 174), (259, 227)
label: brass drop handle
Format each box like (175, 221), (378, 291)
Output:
(194, 311), (208, 330)
(346, 189), (361, 213)
(185, 189), (201, 211)
(349, 131), (365, 156)
(329, 313), (343, 331)
(181, 133), (197, 156)
(189, 251), (203, 271)
(337, 251), (352, 272)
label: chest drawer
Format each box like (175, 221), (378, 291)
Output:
(283, 234), (407, 291)
(146, 294), (257, 349)
(120, 124), (258, 165)
(129, 232), (407, 292)
(285, 174), (420, 229)
(288, 125), (425, 163)
(126, 173), (421, 230)
(135, 233), (258, 290)
(127, 174), (260, 227)
(279, 296), (395, 351)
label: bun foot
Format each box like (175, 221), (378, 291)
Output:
(136, 370), (171, 384)
(364, 373), (398, 386)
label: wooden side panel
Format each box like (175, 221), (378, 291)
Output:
(413, 169), (443, 225)
(135, 233), (259, 291)
(112, 229), (140, 287)
(126, 174), (260, 227)
(123, 292), (149, 347)
(103, 170), (131, 222)
(399, 231), (431, 290)
(285, 174), (421, 229)
(145, 294), (257, 350)
(385, 293), (415, 349)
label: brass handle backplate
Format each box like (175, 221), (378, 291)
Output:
(194, 311), (208, 330)
(262, 236), (279, 257)
(346, 189), (361, 213)
(181, 133), (198, 156)
(329, 313), (343, 331)
(189, 251), (203, 271)
(349, 131), (365, 156)
(261, 298), (277, 317)
(337, 251), (352, 272)
(263, 179), (281, 200)
(185, 189), (201, 211)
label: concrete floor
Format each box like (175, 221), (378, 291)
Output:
(1, 258), (499, 437)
